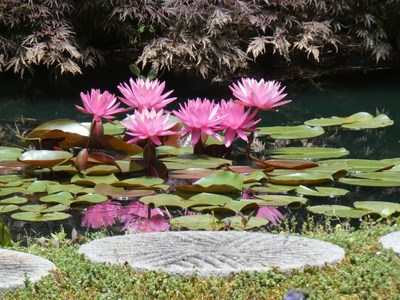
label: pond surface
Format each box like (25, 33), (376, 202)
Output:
(0, 68), (399, 240)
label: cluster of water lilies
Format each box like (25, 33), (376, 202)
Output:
(76, 77), (290, 157)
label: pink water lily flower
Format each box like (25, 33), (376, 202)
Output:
(256, 206), (284, 226)
(173, 98), (224, 145)
(219, 99), (261, 147)
(230, 78), (291, 110)
(117, 77), (176, 111)
(75, 89), (125, 123)
(121, 108), (177, 145)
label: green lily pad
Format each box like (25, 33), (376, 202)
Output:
(250, 184), (297, 194)
(257, 125), (324, 139)
(0, 196), (28, 205)
(0, 204), (19, 213)
(268, 172), (333, 185)
(84, 165), (120, 176)
(81, 121), (125, 136)
(339, 177), (400, 187)
(170, 214), (223, 230)
(94, 184), (155, 199)
(74, 193), (108, 204)
(176, 171), (244, 193)
(308, 205), (369, 218)
(296, 185), (349, 197)
(349, 172), (400, 181)
(40, 192), (74, 206)
(140, 194), (192, 208)
(254, 194), (308, 206)
(171, 169), (222, 180)
(25, 181), (51, 194)
(162, 155), (231, 170)
(11, 211), (71, 222)
(19, 150), (73, 168)
(353, 201), (400, 217)
(71, 173), (119, 186)
(0, 179), (24, 188)
(20, 204), (68, 213)
(156, 146), (193, 156)
(267, 147), (349, 160)
(0, 146), (24, 160)
(342, 114), (393, 130)
(243, 170), (268, 183)
(320, 159), (393, 173)
(222, 216), (269, 230)
(115, 176), (164, 188)
(304, 112), (374, 127)
(0, 187), (25, 197)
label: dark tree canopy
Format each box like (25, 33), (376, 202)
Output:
(1, 0), (399, 80)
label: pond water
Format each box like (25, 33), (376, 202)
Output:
(0, 68), (399, 240)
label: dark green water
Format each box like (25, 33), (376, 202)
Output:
(0, 68), (399, 239)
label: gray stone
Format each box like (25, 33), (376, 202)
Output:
(0, 249), (56, 295)
(379, 231), (400, 254)
(78, 231), (345, 278)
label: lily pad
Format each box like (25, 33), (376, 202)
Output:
(254, 194), (308, 206)
(115, 176), (164, 188)
(10, 211), (71, 222)
(71, 173), (119, 186)
(267, 147), (349, 160)
(0, 187), (26, 197)
(250, 156), (319, 169)
(342, 114), (393, 130)
(353, 201), (400, 217)
(20, 204), (68, 213)
(0, 204), (19, 213)
(256, 125), (324, 139)
(0, 146), (24, 161)
(170, 214), (223, 230)
(296, 185), (349, 197)
(320, 159), (393, 173)
(40, 192), (74, 206)
(94, 184), (155, 199)
(268, 172), (333, 185)
(19, 150), (73, 168)
(222, 216), (269, 230)
(250, 184), (297, 194)
(308, 205), (369, 218)
(162, 155), (231, 170)
(304, 112), (374, 127)
(339, 177), (400, 187)
(176, 171), (244, 193)
(0, 196), (28, 205)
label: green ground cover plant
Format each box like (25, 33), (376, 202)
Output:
(2, 217), (399, 300)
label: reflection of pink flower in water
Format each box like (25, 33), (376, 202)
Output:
(81, 200), (121, 229)
(256, 206), (284, 226)
(118, 201), (170, 232)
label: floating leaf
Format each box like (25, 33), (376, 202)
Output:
(40, 192), (73, 206)
(162, 155), (231, 170)
(74, 193), (108, 204)
(222, 216), (269, 230)
(308, 205), (369, 218)
(254, 195), (308, 206)
(304, 112), (374, 127)
(267, 147), (349, 160)
(296, 185), (349, 197)
(339, 177), (400, 187)
(243, 170), (268, 183)
(342, 114), (393, 130)
(0, 196), (28, 205)
(47, 184), (87, 195)
(171, 169), (222, 180)
(71, 173), (119, 186)
(11, 211), (71, 222)
(320, 159), (393, 173)
(170, 214), (223, 230)
(349, 172), (400, 181)
(94, 184), (155, 199)
(0, 187), (25, 197)
(176, 171), (244, 193)
(140, 194), (193, 208)
(19, 150), (73, 168)
(250, 184), (297, 194)
(115, 176), (164, 188)
(25, 181), (50, 194)
(0, 205), (19, 213)
(353, 201), (400, 217)
(269, 172), (333, 185)
(256, 125), (324, 139)
(250, 156), (319, 169)
(84, 165), (120, 176)
(0, 146), (24, 160)
(20, 204), (68, 213)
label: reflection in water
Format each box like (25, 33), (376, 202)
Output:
(81, 200), (170, 232)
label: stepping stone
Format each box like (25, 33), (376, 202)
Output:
(0, 249), (56, 295)
(78, 231), (345, 278)
(379, 231), (400, 254)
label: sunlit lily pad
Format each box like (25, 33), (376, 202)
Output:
(40, 192), (74, 206)
(250, 184), (297, 194)
(267, 147), (349, 160)
(170, 214), (223, 230)
(176, 171), (244, 193)
(140, 194), (192, 208)
(256, 125), (324, 139)
(339, 177), (400, 187)
(46, 184), (88, 195)
(304, 112), (374, 127)
(320, 159), (393, 173)
(71, 173), (119, 186)
(0, 204), (19, 213)
(170, 169), (222, 180)
(20, 204), (68, 213)
(0, 196), (28, 205)
(0, 146), (24, 160)
(308, 205), (369, 218)
(81, 121), (125, 136)
(162, 155), (231, 170)
(94, 184), (155, 199)
(115, 176), (164, 188)
(156, 146), (193, 156)
(296, 185), (349, 197)
(349, 172), (400, 181)
(19, 150), (73, 168)
(268, 172), (333, 185)
(25, 181), (52, 194)
(222, 216), (269, 230)
(10, 211), (71, 222)
(342, 114), (393, 130)
(353, 201), (400, 217)
(0, 187), (25, 197)
(254, 194), (308, 206)
(83, 165), (120, 176)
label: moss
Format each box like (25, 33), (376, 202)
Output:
(2, 218), (399, 300)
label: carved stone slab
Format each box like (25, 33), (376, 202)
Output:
(0, 249), (56, 294)
(78, 231), (345, 278)
(379, 231), (400, 254)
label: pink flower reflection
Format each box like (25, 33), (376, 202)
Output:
(118, 201), (170, 232)
(81, 200), (121, 229)
(256, 206), (284, 226)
